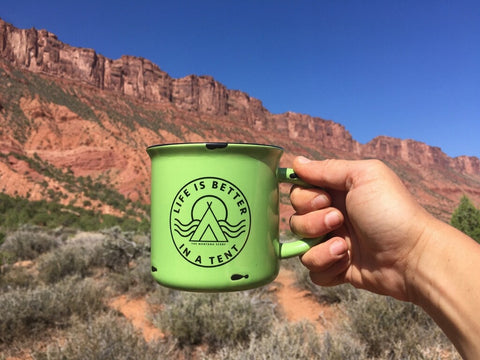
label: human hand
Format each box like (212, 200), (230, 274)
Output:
(290, 157), (435, 302)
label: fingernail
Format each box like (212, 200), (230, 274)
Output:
(297, 156), (311, 164)
(311, 194), (329, 209)
(330, 239), (348, 256)
(324, 211), (342, 228)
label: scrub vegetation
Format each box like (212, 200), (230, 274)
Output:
(0, 224), (461, 359)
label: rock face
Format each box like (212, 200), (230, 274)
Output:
(1, 18), (479, 222)
(0, 19), (264, 123)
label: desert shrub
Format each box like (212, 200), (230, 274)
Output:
(287, 254), (359, 304)
(129, 255), (157, 293)
(340, 291), (459, 359)
(34, 312), (173, 360)
(36, 228), (152, 288)
(210, 320), (323, 360)
(0, 276), (104, 343)
(147, 283), (178, 305)
(63, 231), (109, 265)
(35, 229), (129, 283)
(0, 264), (35, 290)
(0, 226), (60, 261)
(0, 250), (16, 268)
(37, 242), (98, 283)
(315, 331), (368, 360)
(108, 254), (158, 296)
(0, 191), (147, 232)
(152, 289), (276, 350)
(286, 256), (459, 358)
(96, 227), (147, 272)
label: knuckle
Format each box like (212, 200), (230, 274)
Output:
(365, 159), (387, 172)
(298, 213), (321, 237)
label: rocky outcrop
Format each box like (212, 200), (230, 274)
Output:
(362, 136), (480, 176)
(363, 136), (448, 167)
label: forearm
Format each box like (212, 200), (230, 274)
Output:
(408, 218), (480, 359)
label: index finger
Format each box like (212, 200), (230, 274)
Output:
(293, 157), (358, 191)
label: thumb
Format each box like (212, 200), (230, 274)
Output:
(293, 157), (357, 191)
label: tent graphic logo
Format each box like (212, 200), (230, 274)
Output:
(170, 177), (251, 268)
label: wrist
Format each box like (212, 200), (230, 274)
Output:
(405, 217), (474, 306)
(403, 215), (441, 306)
(404, 217), (480, 358)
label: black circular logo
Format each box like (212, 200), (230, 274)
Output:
(169, 177), (251, 267)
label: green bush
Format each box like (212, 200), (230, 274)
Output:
(316, 332), (368, 360)
(129, 255), (157, 294)
(0, 192), (148, 232)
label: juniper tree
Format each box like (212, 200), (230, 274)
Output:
(451, 195), (480, 243)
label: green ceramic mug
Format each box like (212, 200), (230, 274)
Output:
(146, 142), (321, 292)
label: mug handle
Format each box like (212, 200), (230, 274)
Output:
(276, 167), (324, 258)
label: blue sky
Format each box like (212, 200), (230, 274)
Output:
(2, 0), (479, 158)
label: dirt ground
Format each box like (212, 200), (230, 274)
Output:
(274, 268), (335, 332)
(109, 295), (165, 342)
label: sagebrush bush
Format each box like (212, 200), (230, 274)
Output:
(0, 276), (104, 343)
(63, 228), (147, 263)
(0, 264), (35, 290)
(287, 248), (460, 359)
(287, 254), (358, 304)
(36, 229), (144, 284)
(0, 226), (461, 359)
(86, 228), (154, 295)
(341, 291), (458, 359)
(315, 331), (368, 360)
(0, 226), (60, 261)
(96, 227), (148, 272)
(129, 255), (157, 293)
(34, 312), (174, 360)
(107, 254), (157, 296)
(37, 242), (97, 283)
(152, 289), (277, 350)
(210, 320), (323, 360)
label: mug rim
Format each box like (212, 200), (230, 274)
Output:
(146, 142), (284, 151)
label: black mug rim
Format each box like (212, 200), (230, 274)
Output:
(146, 142), (284, 151)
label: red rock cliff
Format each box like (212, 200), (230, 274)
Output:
(0, 18), (267, 125)
(1, 18), (479, 222)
